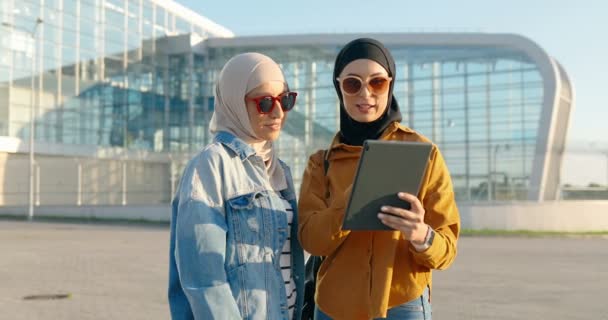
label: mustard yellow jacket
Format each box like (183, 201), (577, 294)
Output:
(298, 122), (460, 320)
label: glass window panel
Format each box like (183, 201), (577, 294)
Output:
(61, 69), (77, 97)
(80, 2), (97, 21)
(467, 62), (487, 74)
(63, 0), (78, 15)
(523, 70), (542, 82)
(44, 0), (60, 10)
(155, 7), (165, 28)
(441, 62), (463, 76)
(0, 66), (10, 84)
(0, 46), (10, 66)
(104, 27), (124, 54)
(468, 79), (487, 94)
(128, 16), (139, 33)
(494, 59), (517, 72)
(0, 31), (10, 50)
(43, 25), (61, 46)
(62, 46), (77, 65)
(80, 18), (97, 38)
(79, 31), (98, 51)
(143, 3), (153, 22)
(106, 0), (124, 7)
(127, 33), (140, 49)
(105, 7), (124, 27)
(141, 39), (154, 57)
(167, 13), (175, 32)
(61, 12), (76, 34)
(176, 18), (190, 33)
(128, 0), (139, 17)
(62, 29), (78, 47)
(42, 54), (61, 72)
(142, 23), (153, 39)
(41, 71), (59, 95)
(412, 64), (432, 79)
(14, 2), (37, 19)
(80, 58), (100, 82)
(43, 7), (60, 26)
(12, 50), (34, 75)
(78, 49), (97, 61)
(104, 56), (124, 78)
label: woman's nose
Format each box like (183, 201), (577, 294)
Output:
(270, 100), (284, 118)
(359, 84), (372, 97)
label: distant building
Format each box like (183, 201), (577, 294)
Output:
(0, 0), (573, 209)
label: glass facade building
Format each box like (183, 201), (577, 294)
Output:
(0, 0), (232, 205)
(0, 3), (573, 207)
(1, 0), (232, 151)
(203, 34), (573, 202)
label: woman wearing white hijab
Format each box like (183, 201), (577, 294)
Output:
(168, 53), (305, 320)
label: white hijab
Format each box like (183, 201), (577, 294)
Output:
(209, 53), (288, 191)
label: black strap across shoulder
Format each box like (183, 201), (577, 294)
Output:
(302, 149), (330, 320)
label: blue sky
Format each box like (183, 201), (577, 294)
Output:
(182, 0), (607, 148)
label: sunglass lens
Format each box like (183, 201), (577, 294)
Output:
(280, 93), (295, 111)
(342, 77), (362, 95)
(258, 97), (274, 113)
(369, 77), (389, 94)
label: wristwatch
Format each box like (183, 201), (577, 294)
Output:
(424, 226), (435, 248)
(413, 225), (435, 252)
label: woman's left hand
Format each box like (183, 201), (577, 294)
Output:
(377, 192), (428, 245)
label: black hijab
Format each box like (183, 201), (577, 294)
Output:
(333, 38), (402, 146)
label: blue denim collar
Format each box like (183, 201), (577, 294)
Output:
(214, 131), (256, 161)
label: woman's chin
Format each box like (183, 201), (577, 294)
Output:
(345, 107), (383, 123)
(351, 112), (381, 123)
(258, 131), (281, 141)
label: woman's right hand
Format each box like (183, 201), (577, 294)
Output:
(377, 192), (428, 245)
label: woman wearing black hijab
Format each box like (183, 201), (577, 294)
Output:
(298, 38), (460, 320)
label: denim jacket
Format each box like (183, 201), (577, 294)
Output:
(168, 131), (305, 320)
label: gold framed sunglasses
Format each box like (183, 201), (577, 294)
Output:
(336, 75), (392, 96)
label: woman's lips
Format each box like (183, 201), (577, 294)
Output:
(357, 103), (375, 113)
(265, 123), (281, 130)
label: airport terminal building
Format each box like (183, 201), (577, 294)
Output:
(0, 0), (573, 211)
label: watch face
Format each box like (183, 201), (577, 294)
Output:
(426, 229), (435, 246)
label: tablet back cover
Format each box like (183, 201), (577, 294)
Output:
(342, 140), (432, 231)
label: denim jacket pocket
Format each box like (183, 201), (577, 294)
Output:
(227, 191), (271, 265)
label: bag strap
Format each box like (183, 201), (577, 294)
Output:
(323, 149), (330, 199)
(323, 149), (329, 176)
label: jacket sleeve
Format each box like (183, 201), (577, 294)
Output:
(297, 151), (351, 256)
(410, 146), (461, 270)
(173, 152), (241, 319)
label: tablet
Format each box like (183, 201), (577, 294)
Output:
(342, 140), (432, 231)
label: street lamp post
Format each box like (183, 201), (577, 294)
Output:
(2, 18), (43, 220)
(605, 151), (608, 189)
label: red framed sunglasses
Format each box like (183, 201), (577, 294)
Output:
(246, 91), (298, 114)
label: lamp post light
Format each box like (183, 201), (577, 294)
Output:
(2, 18), (43, 220)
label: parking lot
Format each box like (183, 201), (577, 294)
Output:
(1, 220), (606, 320)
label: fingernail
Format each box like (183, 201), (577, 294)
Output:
(381, 206), (388, 211)
(398, 192), (405, 197)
